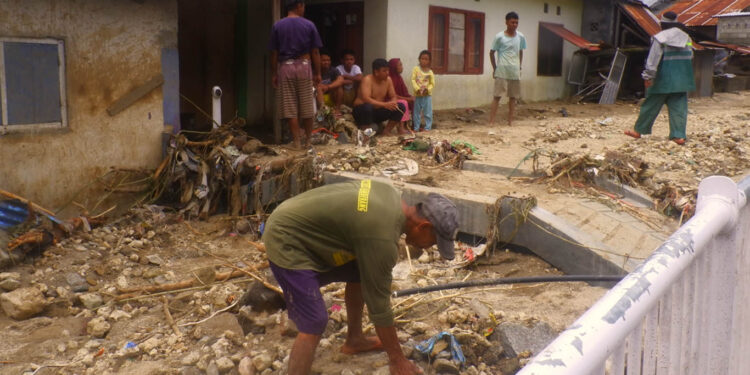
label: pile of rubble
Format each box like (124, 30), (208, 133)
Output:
(0, 197), (595, 375)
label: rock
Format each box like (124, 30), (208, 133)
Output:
(408, 322), (430, 334)
(341, 369), (355, 375)
(0, 272), (21, 281)
(179, 367), (202, 375)
(238, 281), (285, 313)
(197, 312), (244, 338)
(238, 357), (254, 375)
(235, 220), (252, 234)
(497, 357), (521, 375)
(491, 322), (556, 358)
(253, 353), (273, 372)
(78, 293), (103, 310)
(0, 287), (47, 319)
(433, 358), (460, 374)
(216, 357), (235, 373)
(109, 310), (132, 321)
(480, 344), (504, 366)
(181, 351), (200, 366)
(0, 278), (21, 291)
(417, 252), (431, 263)
(66, 273), (89, 292)
(146, 254), (164, 265)
(86, 317), (111, 338)
(146, 230), (156, 239)
(141, 337), (160, 352)
(206, 362), (219, 375)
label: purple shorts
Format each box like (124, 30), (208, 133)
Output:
(269, 261), (360, 335)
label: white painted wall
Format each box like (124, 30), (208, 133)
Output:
(383, 0), (583, 109)
(363, 0), (388, 74)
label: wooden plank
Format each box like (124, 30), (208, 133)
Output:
(107, 74), (164, 116)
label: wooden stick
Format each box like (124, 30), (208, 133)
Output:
(0, 189), (57, 217)
(161, 296), (181, 336)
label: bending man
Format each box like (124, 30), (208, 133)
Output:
(262, 180), (459, 375)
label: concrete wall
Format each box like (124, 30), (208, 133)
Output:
(383, 0), (583, 109)
(0, 0), (177, 211)
(718, 15), (750, 45)
(363, 0), (388, 75)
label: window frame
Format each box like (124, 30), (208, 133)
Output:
(427, 6), (485, 75)
(0, 37), (67, 135)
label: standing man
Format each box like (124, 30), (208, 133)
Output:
(489, 11), (526, 126)
(269, 0), (323, 149)
(262, 180), (459, 375)
(624, 11), (694, 145)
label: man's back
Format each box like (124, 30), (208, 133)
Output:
(269, 17), (321, 60)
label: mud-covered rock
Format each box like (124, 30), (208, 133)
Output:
(0, 287), (47, 319)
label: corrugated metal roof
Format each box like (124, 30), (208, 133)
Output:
(663, 0), (750, 26)
(539, 22), (600, 51)
(621, 3), (662, 37)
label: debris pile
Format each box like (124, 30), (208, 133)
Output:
(150, 120), (321, 219)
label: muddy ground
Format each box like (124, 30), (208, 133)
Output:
(1, 91), (749, 375)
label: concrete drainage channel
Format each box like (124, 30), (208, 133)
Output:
(324, 165), (662, 275)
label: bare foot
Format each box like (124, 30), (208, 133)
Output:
(341, 336), (383, 355)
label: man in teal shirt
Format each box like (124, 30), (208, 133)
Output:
(263, 180), (459, 375)
(489, 11), (526, 126)
(625, 11), (695, 145)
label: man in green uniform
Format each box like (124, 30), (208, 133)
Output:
(625, 11), (695, 145)
(262, 179), (459, 375)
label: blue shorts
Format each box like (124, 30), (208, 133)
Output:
(269, 261), (360, 335)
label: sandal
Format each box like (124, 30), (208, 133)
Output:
(624, 130), (641, 139)
(671, 138), (685, 145)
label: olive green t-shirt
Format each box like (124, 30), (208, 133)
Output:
(263, 180), (404, 327)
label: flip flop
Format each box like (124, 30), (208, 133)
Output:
(624, 130), (641, 139)
(340, 338), (384, 355)
(671, 138), (686, 145)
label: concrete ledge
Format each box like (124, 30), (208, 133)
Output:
(462, 161), (654, 209)
(324, 172), (629, 274)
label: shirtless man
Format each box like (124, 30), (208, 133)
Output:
(352, 58), (408, 135)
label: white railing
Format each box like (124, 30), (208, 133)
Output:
(519, 175), (750, 375)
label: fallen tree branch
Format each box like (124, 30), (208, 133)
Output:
(161, 296), (182, 336)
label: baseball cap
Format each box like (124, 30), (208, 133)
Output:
(417, 193), (460, 260)
(661, 11), (678, 23)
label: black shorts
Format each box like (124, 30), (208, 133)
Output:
(352, 102), (405, 126)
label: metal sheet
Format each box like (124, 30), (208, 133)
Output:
(662, 0), (750, 27)
(539, 22), (601, 51)
(621, 3), (662, 37)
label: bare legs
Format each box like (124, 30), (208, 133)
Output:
(288, 332), (321, 375)
(489, 96), (516, 126)
(287, 118), (314, 148)
(342, 282), (382, 353)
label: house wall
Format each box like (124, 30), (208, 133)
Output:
(384, 0), (583, 109)
(363, 0), (388, 74)
(718, 15), (750, 44)
(0, 0), (178, 212)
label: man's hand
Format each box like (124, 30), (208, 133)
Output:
(384, 101), (400, 111)
(644, 79), (653, 89)
(314, 74), (322, 86)
(389, 357), (423, 375)
(318, 83), (328, 94)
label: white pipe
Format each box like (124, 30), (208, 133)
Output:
(212, 86), (222, 129)
(519, 176), (743, 375)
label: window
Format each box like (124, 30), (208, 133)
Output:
(544, 3), (549, 13)
(428, 6), (484, 74)
(0, 38), (67, 133)
(537, 23), (563, 76)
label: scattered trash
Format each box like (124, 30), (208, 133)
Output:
(416, 332), (466, 365)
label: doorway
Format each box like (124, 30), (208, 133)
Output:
(306, 2), (364, 68)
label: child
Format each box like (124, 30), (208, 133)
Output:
(411, 50), (435, 132)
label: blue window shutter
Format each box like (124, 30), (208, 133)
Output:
(4, 42), (62, 125)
